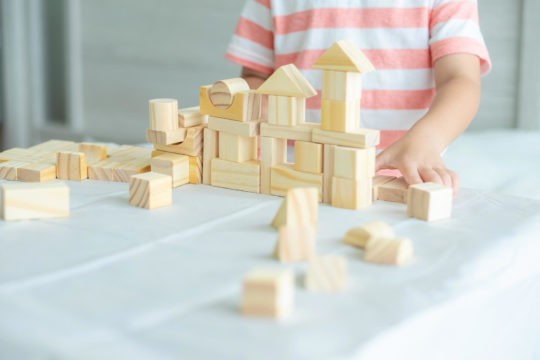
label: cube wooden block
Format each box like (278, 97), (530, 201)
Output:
(203, 128), (219, 185)
(305, 256), (348, 292)
(241, 269), (294, 319)
(321, 70), (362, 101)
(312, 127), (379, 149)
(0, 161), (28, 180)
(18, 163), (57, 183)
(0, 182), (69, 220)
(271, 187), (318, 229)
(407, 182), (453, 221)
(274, 225), (316, 263)
(56, 152), (88, 181)
(129, 172), (172, 209)
(218, 132), (257, 163)
(210, 158), (260, 193)
(150, 153), (189, 187)
(268, 95), (305, 126)
(364, 237), (413, 266)
(260, 137), (287, 195)
(208, 116), (259, 137)
(320, 99), (360, 133)
(377, 177), (408, 203)
(270, 164), (323, 201)
(189, 155), (203, 184)
(331, 176), (372, 209)
(178, 106), (208, 128)
(294, 141), (323, 174)
(78, 143), (107, 164)
(342, 221), (395, 249)
(333, 146), (375, 179)
(149, 98), (178, 131)
(322, 144), (336, 204)
(146, 128), (187, 145)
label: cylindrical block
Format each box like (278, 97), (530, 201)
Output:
(149, 99), (178, 131)
(209, 78), (250, 108)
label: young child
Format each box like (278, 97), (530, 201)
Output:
(225, 0), (491, 193)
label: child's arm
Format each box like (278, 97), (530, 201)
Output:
(375, 54), (482, 193)
(241, 67), (270, 89)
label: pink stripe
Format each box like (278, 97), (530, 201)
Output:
(431, 2), (479, 28)
(235, 17), (274, 50)
(431, 37), (492, 75)
(225, 53), (274, 75)
(274, 8), (430, 34)
(256, 0), (270, 9)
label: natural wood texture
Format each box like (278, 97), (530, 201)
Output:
(17, 163), (57, 183)
(320, 99), (360, 133)
(294, 141), (323, 174)
(377, 177), (408, 204)
(178, 106), (208, 128)
(203, 128), (219, 185)
(0, 161), (28, 180)
(407, 182), (453, 221)
(305, 256), (348, 292)
(113, 158), (151, 183)
(0, 182), (70, 220)
(210, 158), (260, 193)
(254, 64), (317, 98)
(208, 116), (260, 137)
(128, 172), (172, 209)
(149, 98), (178, 131)
(154, 125), (204, 157)
(260, 122), (318, 142)
(88, 145), (152, 182)
(312, 128), (380, 149)
(199, 85), (249, 122)
(145, 128), (187, 145)
(274, 225), (316, 263)
(260, 137), (287, 195)
(29, 140), (77, 153)
(342, 221), (395, 249)
(372, 175), (396, 200)
(364, 237), (413, 266)
(189, 155), (203, 184)
(209, 78), (250, 109)
(322, 144), (336, 204)
(312, 40), (375, 73)
(321, 70), (362, 101)
(246, 92), (266, 122)
(218, 132), (257, 163)
(271, 187), (318, 229)
(241, 269), (294, 319)
(151, 153), (189, 187)
(56, 152), (88, 181)
(267, 95), (306, 127)
(78, 143), (107, 164)
(334, 146), (375, 180)
(270, 164), (323, 201)
(331, 176), (372, 209)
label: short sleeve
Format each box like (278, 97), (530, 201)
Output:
(226, 0), (276, 74)
(429, 0), (492, 75)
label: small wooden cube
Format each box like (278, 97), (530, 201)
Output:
(364, 237), (413, 266)
(407, 182), (453, 221)
(331, 176), (372, 209)
(56, 152), (88, 180)
(320, 98), (360, 133)
(333, 146), (375, 180)
(18, 163), (57, 183)
(78, 143), (107, 163)
(242, 269), (294, 319)
(342, 221), (395, 249)
(274, 225), (316, 263)
(218, 132), (257, 163)
(294, 140), (323, 174)
(1, 182), (69, 220)
(150, 153), (189, 187)
(305, 255), (348, 292)
(129, 172), (172, 209)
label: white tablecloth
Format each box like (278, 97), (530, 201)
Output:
(1, 180), (539, 360)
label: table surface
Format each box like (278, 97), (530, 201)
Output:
(1, 180), (540, 360)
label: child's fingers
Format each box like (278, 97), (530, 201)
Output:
(419, 168), (443, 185)
(401, 166), (423, 186)
(434, 168), (453, 189)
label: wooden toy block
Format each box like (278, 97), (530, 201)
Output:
(209, 78), (250, 109)
(260, 137), (287, 195)
(377, 177), (408, 203)
(145, 128), (186, 145)
(154, 125), (204, 157)
(312, 40), (375, 73)
(407, 182), (453, 221)
(321, 70), (362, 101)
(189, 155), (203, 184)
(322, 144), (336, 204)
(260, 122), (317, 142)
(247, 92), (266, 122)
(78, 143), (107, 164)
(364, 237), (413, 266)
(294, 141), (323, 174)
(56, 152), (88, 181)
(271, 187), (318, 229)
(88, 159), (121, 182)
(178, 106), (208, 128)
(372, 175), (397, 200)
(320, 99), (360, 133)
(274, 225), (316, 263)
(254, 64), (317, 98)
(333, 146), (375, 180)
(0, 161), (28, 180)
(199, 85), (249, 122)
(267, 95), (306, 126)
(331, 176), (372, 209)
(29, 140), (77, 153)
(149, 98), (178, 131)
(342, 221), (395, 249)
(218, 132), (257, 163)
(17, 163), (57, 183)
(0, 182), (69, 220)
(208, 116), (260, 137)
(270, 164), (323, 201)
(129, 172), (172, 209)
(241, 269), (294, 319)
(312, 128), (380, 149)
(203, 128), (219, 185)
(0, 148), (30, 162)
(113, 158), (151, 183)
(210, 158), (260, 193)
(151, 153), (189, 187)
(305, 256), (348, 292)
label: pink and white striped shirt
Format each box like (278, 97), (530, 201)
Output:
(226, 0), (491, 147)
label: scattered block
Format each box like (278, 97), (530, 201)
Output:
(294, 141), (323, 174)
(312, 128), (379, 149)
(333, 146), (375, 179)
(0, 161), (28, 180)
(377, 177), (408, 203)
(150, 153), (189, 187)
(78, 143), (107, 164)
(407, 182), (453, 221)
(189, 155), (203, 185)
(145, 128), (186, 145)
(218, 132), (257, 163)
(208, 116), (260, 137)
(322, 144), (336, 204)
(199, 85), (249, 122)
(271, 187), (318, 229)
(0, 182), (69, 220)
(154, 125), (204, 157)
(312, 39), (375, 73)
(56, 152), (88, 181)
(320, 99), (360, 133)
(342, 221), (395, 249)
(372, 175), (396, 200)
(209, 78), (250, 109)
(128, 172), (172, 209)
(331, 176), (372, 209)
(178, 106), (208, 128)
(241, 269), (294, 319)
(260, 122), (316, 142)
(149, 98), (178, 131)
(305, 256), (348, 292)
(270, 164), (323, 201)
(203, 128), (219, 185)
(17, 163), (57, 182)
(210, 158), (260, 193)
(274, 225), (316, 262)
(364, 237), (413, 266)
(260, 137), (287, 195)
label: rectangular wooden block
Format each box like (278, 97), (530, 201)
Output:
(321, 70), (362, 101)
(322, 144), (336, 204)
(320, 99), (360, 133)
(154, 125), (204, 157)
(270, 164), (323, 201)
(372, 175), (396, 200)
(203, 128), (219, 185)
(29, 140), (77, 153)
(210, 158), (260, 193)
(17, 163), (57, 183)
(294, 141), (323, 174)
(56, 152), (88, 181)
(78, 143), (108, 164)
(113, 158), (151, 183)
(208, 116), (260, 137)
(364, 237), (413, 266)
(305, 255), (348, 292)
(218, 132), (257, 163)
(149, 98), (178, 131)
(331, 176), (373, 209)
(0, 182), (69, 220)
(178, 106), (208, 128)
(312, 127), (380, 149)
(151, 153), (189, 187)
(260, 122), (317, 142)
(242, 269), (294, 319)
(146, 128), (187, 145)
(246, 92), (265, 122)
(275, 225), (316, 263)
(271, 187), (318, 229)
(377, 177), (408, 203)
(199, 86), (249, 122)
(407, 182), (453, 221)
(334, 146), (375, 180)
(129, 172), (172, 209)
(0, 161), (28, 180)
(88, 159), (121, 182)
(189, 155), (203, 184)
(268, 95), (304, 127)
(260, 137), (287, 195)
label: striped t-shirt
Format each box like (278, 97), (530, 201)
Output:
(226, 0), (492, 147)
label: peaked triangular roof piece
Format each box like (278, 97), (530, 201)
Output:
(313, 40), (375, 73)
(254, 64), (317, 98)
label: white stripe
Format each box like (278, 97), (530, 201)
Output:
(305, 109), (427, 130)
(227, 35), (275, 68)
(242, 0), (273, 31)
(271, 0), (432, 16)
(430, 20), (484, 44)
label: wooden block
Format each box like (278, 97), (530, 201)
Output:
(260, 122), (317, 142)
(372, 175), (396, 200)
(208, 116), (260, 137)
(271, 187), (318, 229)
(334, 146), (375, 179)
(320, 99), (360, 133)
(129, 172), (172, 209)
(113, 158), (151, 183)
(312, 40), (375, 73)
(210, 158), (260, 193)
(78, 143), (107, 164)
(241, 269), (294, 319)
(149, 98), (178, 131)
(17, 163), (57, 182)
(312, 127), (379, 149)
(0, 182), (70, 220)
(268, 95), (300, 126)
(294, 141), (323, 174)
(260, 137), (287, 195)
(218, 132), (257, 163)
(151, 153), (189, 187)
(305, 256), (348, 292)
(321, 70), (362, 101)
(407, 182), (453, 221)
(145, 128), (186, 145)
(56, 152), (88, 181)
(88, 159), (119, 182)
(199, 86), (249, 122)
(154, 125), (204, 156)
(178, 106), (208, 128)
(274, 225), (316, 263)
(29, 140), (77, 153)
(331, 176), (372, 209)
(203, 128), (219, 185)
(0, 161), (28, 180)
(322, 144), (336, 204)
(377, 177), (408, 203)
(189, 155), (203, 184)
(246, 92), (265, 122)
(270, 164), (323, 201)
(209, 78), (250, 109)
(364, 237), (413, 266)
(342, 221), (395, 249)
(254, 64), (317, 98)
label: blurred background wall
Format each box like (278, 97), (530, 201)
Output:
(0, 0), (539, 149)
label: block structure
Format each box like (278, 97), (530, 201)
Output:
(0, 182), (69, 220)
(129, 172), (172, 209)
(241, 269), (294, 319)
(407, 182), (453, 221)
(305, 256), (348, 292)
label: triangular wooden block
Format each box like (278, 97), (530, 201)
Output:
(313, 40), (375, 73)
(254, 64), (317, 98)
(271, 187), (318, 229)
